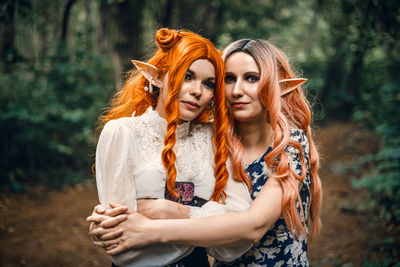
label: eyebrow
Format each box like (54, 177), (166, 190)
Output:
(225, 71), (260, 76)
(245, 71), (260, 76)
(187, 69), (216, 81)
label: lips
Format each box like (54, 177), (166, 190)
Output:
(181, 100), (200, 110)
(231, 102), (248, 108)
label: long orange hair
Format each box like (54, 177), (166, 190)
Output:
(98, 28), (235, 201)
(224, 39), (322, 240)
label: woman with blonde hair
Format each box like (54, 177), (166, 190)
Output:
(88, 29), (253, 267)
(90, 39), (322, 266)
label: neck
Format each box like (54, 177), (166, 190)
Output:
(236, 118), (274, 165)
(155, 100), (185, 125)
(155, 97), (166, 119)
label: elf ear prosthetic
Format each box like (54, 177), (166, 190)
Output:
(131, 60), (163, 93)
(279, 78), (307, 96)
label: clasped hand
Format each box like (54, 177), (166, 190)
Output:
(86, 199), (182, 255)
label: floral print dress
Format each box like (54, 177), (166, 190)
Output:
(215, 129), (311, 267)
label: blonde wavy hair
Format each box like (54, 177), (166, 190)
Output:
(224, 39), (322, 239)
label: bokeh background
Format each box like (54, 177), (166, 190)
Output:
(0, 0), (399, 266)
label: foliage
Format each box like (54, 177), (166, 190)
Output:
(362, 258), (400, 267)
(0, 50), (114, 190)
(351, 82), (400, 222)
(349, 11), (400, 222)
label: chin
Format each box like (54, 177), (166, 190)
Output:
(179, 113), (198, 122)
(232, 110), (248, 119)
(179, 107), (203, 122)
(232, 111), (254, 122)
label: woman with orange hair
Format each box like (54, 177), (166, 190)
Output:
(89, 39), (322, 266)
(88, 29), (253, 267)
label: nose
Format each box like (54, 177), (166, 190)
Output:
(231, 79), (244, 97)
(190, 81), (202, 97)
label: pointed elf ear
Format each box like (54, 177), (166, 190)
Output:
(131, 60), (163, 88)
(279, 78), (307, 96)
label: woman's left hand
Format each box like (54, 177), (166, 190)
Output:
(91, 211), (158, 255)
(87, 203), (130, 248)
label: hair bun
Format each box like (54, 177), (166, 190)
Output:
(155, 28), (181, 51)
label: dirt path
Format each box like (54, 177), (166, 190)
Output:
(309, 122), (382, 266)
(0, 121), (393, 266)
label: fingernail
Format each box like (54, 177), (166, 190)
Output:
(93, 241), (96, 246)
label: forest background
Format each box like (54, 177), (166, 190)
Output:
(0, 0), (399, 266)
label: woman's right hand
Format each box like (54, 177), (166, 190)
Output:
(87, 203), (130, 245)
(90, 211), (159, 255)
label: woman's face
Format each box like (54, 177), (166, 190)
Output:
(225, 52), (266, 123)
(158, 59), (215, 122)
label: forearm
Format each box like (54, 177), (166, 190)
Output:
(147, 214), (254, 247)
(137, 199), (191, 219)
(100, 177), (282, 257)
(145, 178), (282, 248)
(148, 211), (263, 247)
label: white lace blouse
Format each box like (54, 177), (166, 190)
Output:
(95, 107), (252, 267)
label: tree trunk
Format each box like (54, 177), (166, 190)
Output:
(60, 0), (77, 41)
(160, 0), (173, 27)
(112, 0), (145, 73)
(0, 0), (16, 73)
(319, 36), (346, 107)
(98, 0), (110, 54)
(304, 0), (324, 56)
(345, 47), (365, 101)
(344, 0), (374, 105)
(151, 0), (174, 28)
(199, 1), (225, 43)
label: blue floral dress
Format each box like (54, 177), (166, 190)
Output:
(215, 129), (311, 267)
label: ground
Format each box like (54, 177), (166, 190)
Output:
(0, 121), (398, 266)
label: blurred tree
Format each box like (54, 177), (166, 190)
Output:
(60, 0), (77, 41)
(112, 0), (145, 71)
(144, 0), (227, 45)
(317, 0), (400, 117)
(0, 0), (114, 190)
(0, 0), (21, 73)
